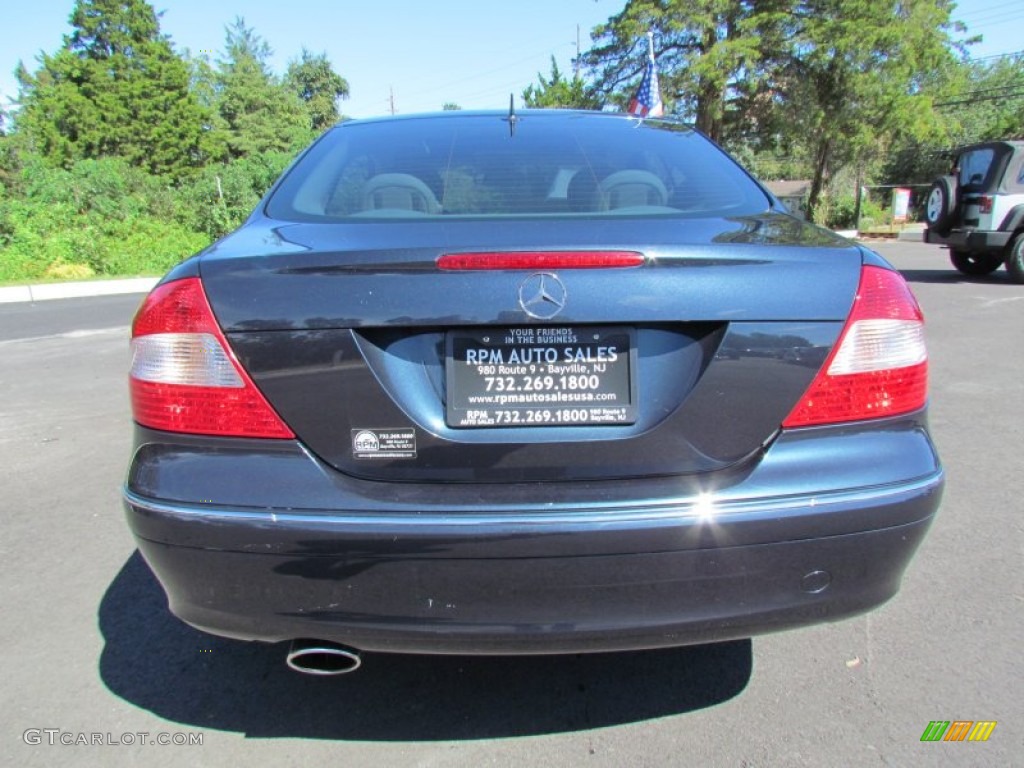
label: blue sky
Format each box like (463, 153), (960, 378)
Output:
(2, 0), (1021, 119)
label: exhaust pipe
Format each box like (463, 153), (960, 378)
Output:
(286, 639), (362, 676)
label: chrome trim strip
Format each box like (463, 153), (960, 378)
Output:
(123, 470), (942, 531)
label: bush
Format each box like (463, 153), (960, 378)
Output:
(854, 197), (888, 230)
(820, 194), (887, 230)
(0, 200), (208, 281)
(45, 262), (95, 280)
(0, 148), (296, 282)
(95, 218), (208, 276)
(0, 160), (210, 281)
(823, 196), (858, 229)
(176, 152), (293, 239)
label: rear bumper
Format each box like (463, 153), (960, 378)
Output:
(128, 497), (936, 654)
(123, 417), (943, 655)
(925, 227), (1012, 252)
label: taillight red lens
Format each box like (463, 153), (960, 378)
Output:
(129, 278), (294, 438)
(437, 251), (644, 270)
(978, 196), (993, 214)
(783, 266), (928, 428)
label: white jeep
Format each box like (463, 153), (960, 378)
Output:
(924, 140), (1024, 283)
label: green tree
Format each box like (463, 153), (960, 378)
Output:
(880, 53), (1024, 186)
(14, 0), (207, 178)
(941, 55), (1024, 143)
(586, 0), (787, 141)
(284, 48), (349, 132)
(184, 50), (230, 163)
(215, 17), (311, 158)
(177, 151), (293, 239)
(779, 0), (958, 217)
(522, 57), (602, 109)
(0, 155), (207, 281)
(442, 102), (462, 111)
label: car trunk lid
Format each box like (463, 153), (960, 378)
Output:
(201, 215), (860, 482)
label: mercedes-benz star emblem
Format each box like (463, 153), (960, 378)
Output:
(518, 272), (567, 319)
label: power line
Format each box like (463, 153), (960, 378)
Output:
(392, 39), (576, 102)
(954, 0), (1020, 18)
(943, 83), (1024, 97)
(967, 49), (1024, 62)
(958, 8), (1024, 25)
(934, 89), (1024, 108)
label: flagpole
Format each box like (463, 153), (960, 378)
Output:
(628, 30), (663, 119)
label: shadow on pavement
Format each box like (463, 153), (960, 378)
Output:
(99, 552), (752, 741)
(899, 268), (1016, 285)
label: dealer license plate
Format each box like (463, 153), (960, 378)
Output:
(445, 326), (637, 428)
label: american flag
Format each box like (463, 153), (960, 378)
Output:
(628, 54), (663, 118)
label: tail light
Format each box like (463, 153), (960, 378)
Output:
(783, 266), (927, 427)
(129, 278), (294, 438)
(978, 196), (993, 214)
(438, 251), (644, 270)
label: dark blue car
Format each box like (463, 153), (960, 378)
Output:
(123, 111), (943, 674)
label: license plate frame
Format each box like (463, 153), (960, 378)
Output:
(445, 326), (637, 428)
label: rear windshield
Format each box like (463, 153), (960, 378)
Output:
(265, 113), (770, 222)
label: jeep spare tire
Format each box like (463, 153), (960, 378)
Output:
(925, 175), (957, 235)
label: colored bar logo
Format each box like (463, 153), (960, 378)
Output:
(921, 721), (997, 742)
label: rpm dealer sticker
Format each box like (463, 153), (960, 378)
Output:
(351, 428), (417, 459)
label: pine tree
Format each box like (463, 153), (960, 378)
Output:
(285, 49), (350, 132)
(15, 0), (207, 178)
(780, 0), (957, 216)
(585, 0), (787, 141)
(522, 57), (602, 109)
(215, 17), (312, 158)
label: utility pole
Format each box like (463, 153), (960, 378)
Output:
(854, 166), (864, 234)
(388, 86), (396, 115)
(573, 24), (581, 78)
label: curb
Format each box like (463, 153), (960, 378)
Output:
(897, 228), (926, 242)
(0, 277), (159, 305)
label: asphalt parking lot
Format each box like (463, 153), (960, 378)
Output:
(1, 241), (1020, 766)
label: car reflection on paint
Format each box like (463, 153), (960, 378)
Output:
(782, 345), (831, 368)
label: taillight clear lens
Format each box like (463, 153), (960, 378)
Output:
(129, 278), (294, 438)
(783, 266), (928, 427)
(827, 320), (926, 374)
(130, 334), (243, 387)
